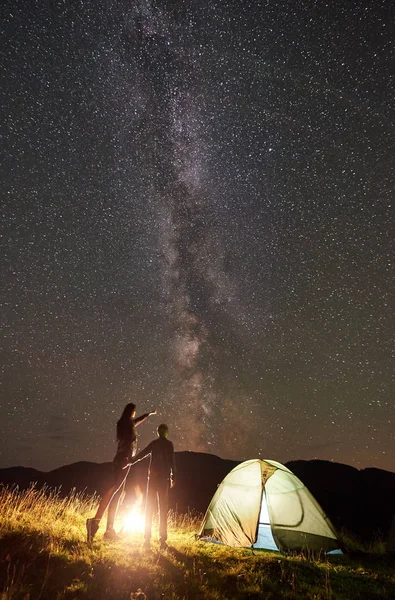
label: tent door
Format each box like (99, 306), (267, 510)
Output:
(253, 490), (279, 551)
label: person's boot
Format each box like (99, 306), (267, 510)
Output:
(103, 527), (121, 541)
(86, 518), (100, 544)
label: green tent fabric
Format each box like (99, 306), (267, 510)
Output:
(199, 459), (341, 553)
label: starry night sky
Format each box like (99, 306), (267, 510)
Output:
(2, 0), (394, 472)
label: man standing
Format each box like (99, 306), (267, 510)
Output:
(132, 424), (175, 549)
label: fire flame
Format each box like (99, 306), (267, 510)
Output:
(121, 487), (145, 533)
(122, 506), (145, 533)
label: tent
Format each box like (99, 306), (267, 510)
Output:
(199, 459), (342, 553)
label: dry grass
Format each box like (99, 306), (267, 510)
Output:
(0, 485), (394, 600)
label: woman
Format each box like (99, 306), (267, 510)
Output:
(86, 402), (156, 543)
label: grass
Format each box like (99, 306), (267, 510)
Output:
(0, 485), (394, 600)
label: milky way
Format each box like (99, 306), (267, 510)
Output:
(1, 0), (394, 471)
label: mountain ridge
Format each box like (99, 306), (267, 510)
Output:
(1, 452), (394, 540)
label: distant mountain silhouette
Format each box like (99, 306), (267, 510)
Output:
(1, 453), (394, 540)
(286, 459), (395, 539)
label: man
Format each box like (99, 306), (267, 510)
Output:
(132, 423), (175, 549)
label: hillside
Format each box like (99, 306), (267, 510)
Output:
(1, 485), (395, 600)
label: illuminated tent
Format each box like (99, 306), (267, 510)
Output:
(199, 459), (342, 553)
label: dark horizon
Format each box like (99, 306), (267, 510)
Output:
(2, 448), (395, 477)
(2, 0), (394, 473)
(0, 450), (395, 483)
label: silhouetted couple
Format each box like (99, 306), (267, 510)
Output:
(86, 403), (175, 550)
